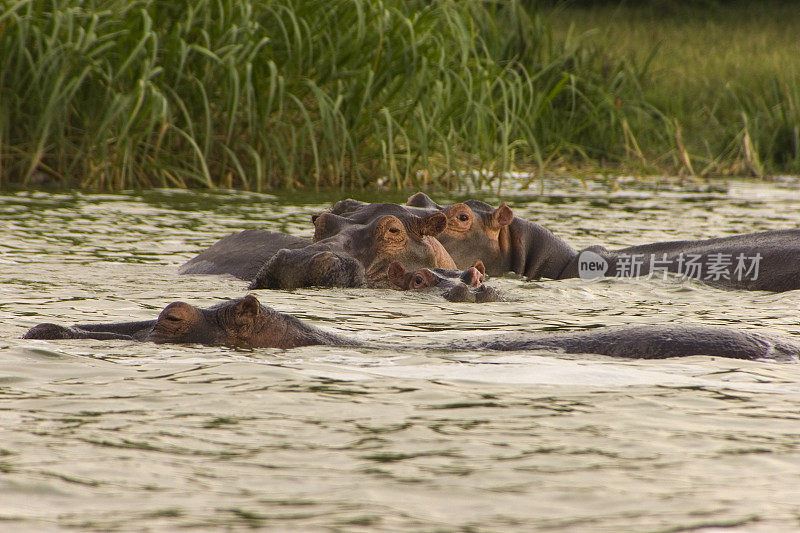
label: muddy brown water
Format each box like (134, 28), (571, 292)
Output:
(2, 181), (800, 531)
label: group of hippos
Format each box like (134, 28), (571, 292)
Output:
(24, 192), (800, 361)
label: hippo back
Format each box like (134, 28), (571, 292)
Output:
(178, 230), (312, 280)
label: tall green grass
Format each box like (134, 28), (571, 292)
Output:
(2, 0), (797, 190)
(0, 0), (654, 190)
(546, 1), (800, 178)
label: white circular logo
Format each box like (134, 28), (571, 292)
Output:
(578, 250), (608, 281)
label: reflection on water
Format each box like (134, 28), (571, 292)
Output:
(2, 180), (800, 531)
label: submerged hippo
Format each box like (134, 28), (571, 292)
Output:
(180, 210), (457, 289)
(23, 295), (352, 348)
(401, 193), (800, 292)
(388, 261), (502, 303)
(23, 295), (800, 360)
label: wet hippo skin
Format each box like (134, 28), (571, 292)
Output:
(249, 249), (367, 290)
(404, 193), (800, 292)
(178, 230), (311, 280)
(23, 295), (800, 360)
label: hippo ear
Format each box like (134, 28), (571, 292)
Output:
(331, 199), (367, 215)
(419, 212), (447, 236)
(492, 203), (514, 227)
(313, 212), (350, 241)
(237, 294), (261, 317)
(406, 192), (442, 209)
(472, 260), (486, 276)
(387, 261), (408, 288)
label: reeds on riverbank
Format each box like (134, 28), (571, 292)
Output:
(1, 0), (798, 191)
(546, 1), (800, 179)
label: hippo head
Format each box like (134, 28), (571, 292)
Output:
(308, 208), (456, 288)
(388, 261), (501, 303)
(147, 295), (312, 348)
(311, 212), (351, 242)
(359, 213), (456, 287)
(406, 193), (514, 274)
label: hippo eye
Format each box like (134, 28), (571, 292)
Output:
(414, 275), (424, 285)
(458, 214), (469, 222)
(164, 315), (181, 322)
(388, 227), (400, 233)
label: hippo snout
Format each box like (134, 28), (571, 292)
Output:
(441, 283), (502, 303)
(474, 284), (502, 303)
(461, 266), (484, 288)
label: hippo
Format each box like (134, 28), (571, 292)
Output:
(23, 295), (354, 348)
(23, 295), (800, 360)
(247, 213), (456, 289)
(387, 260), (503, 303)
(179, 210), (457, 289)
(402, 193), (800, 292)
(178, 230), (312, 280)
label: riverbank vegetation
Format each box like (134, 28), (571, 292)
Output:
(1, 0), (798, 191)
(546, 1), (800, 181)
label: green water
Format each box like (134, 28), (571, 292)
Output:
(2, 180), (800, 531)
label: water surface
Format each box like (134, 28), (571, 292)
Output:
(2, 180), (800, 531)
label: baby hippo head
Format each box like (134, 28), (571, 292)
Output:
(387, 261), (501, 303)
